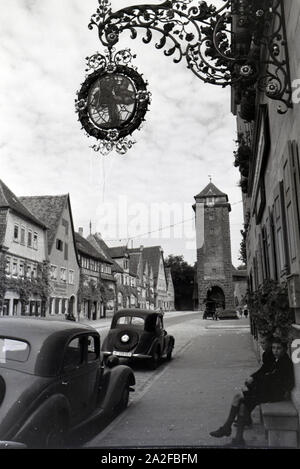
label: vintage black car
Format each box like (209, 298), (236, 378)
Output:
(102, 309), (175, 369)
(0, 317), (135, 448)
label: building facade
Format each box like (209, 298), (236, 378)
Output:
(194, 182), (235, 311)
(20, 195), (80, 318)
(108, 246), (139, 309)
(87, 232), (121, 315)
(0, 180), (48, 316)
(75, 230), (114, 319)
(231, 1), (300, 418)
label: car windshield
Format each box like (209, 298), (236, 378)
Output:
(0, 337), (30, 363)
(116, 316), (145, 327)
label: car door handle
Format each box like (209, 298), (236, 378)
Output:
(62, 381), (69, 386)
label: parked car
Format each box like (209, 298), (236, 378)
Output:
(217, 309), (239, 320)
(0, 317), (135, 448)
(102, 309), (175, 370)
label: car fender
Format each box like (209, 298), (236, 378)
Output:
(148, 339), (161, 356)
(100, 365), (135, 413)
(13, 393), (71, 447)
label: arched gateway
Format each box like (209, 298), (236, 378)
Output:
(193, 182), (235, 311)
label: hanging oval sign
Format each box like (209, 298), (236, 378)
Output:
(76, 64), (150, 143)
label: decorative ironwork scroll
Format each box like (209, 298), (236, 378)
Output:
(77, 0), (292, 154)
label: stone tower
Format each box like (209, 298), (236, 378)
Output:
(193, 182), (234, 310)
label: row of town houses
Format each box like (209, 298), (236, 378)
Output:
(0, 180), (175, 319)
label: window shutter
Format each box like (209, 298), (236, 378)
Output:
(268, 207), (278, 281)
(287, 141), (300, 260)
(273, 182), (290, 276)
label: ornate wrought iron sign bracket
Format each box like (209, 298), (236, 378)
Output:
(76, 0), (293, 155)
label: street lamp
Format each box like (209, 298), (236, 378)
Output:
(75, 0), (292, 155)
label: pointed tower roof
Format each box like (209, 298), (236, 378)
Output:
(194, 182), (228, 201)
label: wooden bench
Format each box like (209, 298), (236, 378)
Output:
(261, 401), (299, 448)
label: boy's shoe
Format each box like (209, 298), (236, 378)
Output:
(233, 416), (253, 428)
(209, 426), (232, 438)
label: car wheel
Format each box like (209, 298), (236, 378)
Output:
(116, 380), (130, 413)
(167, 343), (173, 361)
(149, 348), (160, 370)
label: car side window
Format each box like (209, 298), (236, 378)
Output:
(156, 317), (163, 330)
(63, 337), (83, 371)
(87, 335), (99, 362)
(117, 316), (131, 325)
(130, 317), (144, 327)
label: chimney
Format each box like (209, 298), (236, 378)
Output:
(96, 232), (102, 239)
(140, 245), (144, 251)
(78, 227), (83, 237)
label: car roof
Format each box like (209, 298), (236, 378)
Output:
(111, 309), (163, 331)
(114, 308), (162, 318)
(0, 317), (98, 377)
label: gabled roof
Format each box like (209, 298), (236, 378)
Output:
(0, 180), (46, 229)
(109, 245), (128, 258)
(194, 182), (228, 201)
(20, 195), (68, 252)
(165, 267), (174, 289)
(129, 252), (140, 276)
(87, 234), (124, 274)
(75, 232), (111, 263)
(142, 246), (163, 281)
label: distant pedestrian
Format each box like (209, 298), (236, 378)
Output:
(209, 337), (294, 447)
(244, 309), (248, 319)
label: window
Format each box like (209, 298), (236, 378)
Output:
(27, 230), (32, 248)
(50, 265), (57, 280)
(32, 265), (37, 278)
(124, 259), (128, 269)
(69, 270), (74, 285)
(63, 337), (83, 371)
(60, 268), (67, 282)
(0, 338), (30, 363)
(13, 224), (19, 242)
(5, 257), (10, 275)
(33, 232), (38, 250)
(26, 264), (31, 278)
(56, 239), (63, 251)
(12, 259), (18, 276)
(20, 226), (25, 245)
(19, 262), (24, 277)
(87, 336), (99, 362)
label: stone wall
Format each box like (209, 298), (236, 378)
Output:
(197, 203), (234, 309)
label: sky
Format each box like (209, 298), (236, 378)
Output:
(0, 0), (244, 267)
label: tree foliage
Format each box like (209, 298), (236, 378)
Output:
(248, 279), (294, 340)
(164, 255), (195, 310)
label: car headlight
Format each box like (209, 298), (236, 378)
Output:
(121, 334), (130, 343)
